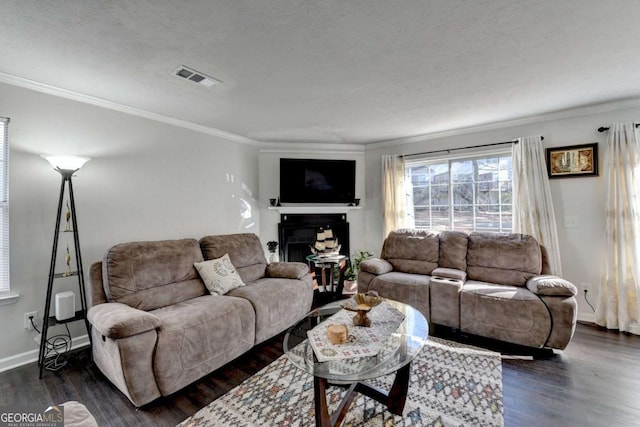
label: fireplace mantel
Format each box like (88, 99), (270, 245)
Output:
(268, 206), (361, 214)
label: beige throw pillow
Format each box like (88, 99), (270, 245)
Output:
(194, 253), (245, 295)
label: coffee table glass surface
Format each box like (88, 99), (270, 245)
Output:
(283, 298), (428, 383)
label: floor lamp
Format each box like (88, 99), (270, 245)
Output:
(38, 155), (92, 379)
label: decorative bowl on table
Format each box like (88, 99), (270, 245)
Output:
(354, 292), (384, 307)
(341, 293), (384, 327)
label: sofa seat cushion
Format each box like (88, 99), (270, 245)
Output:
(365, 272), (430, 319)
(228, 277), (314, 344)
(151, 295), (255, 395)
(460, 280), (551, 348)
(103, 239), (206, 310)
(381, 230), (439, 275)
(466, 232), (542, 286)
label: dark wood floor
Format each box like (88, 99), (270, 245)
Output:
(1, 322), (638, 427)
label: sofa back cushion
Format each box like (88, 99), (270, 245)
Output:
(199, 233), (267, 283)
(381, 230), (439, 275)
(466, 232), (542, 286)
(102, 239), (206, 311)
(438, 230), (468, 271)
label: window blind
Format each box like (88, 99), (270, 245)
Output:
(0, 118), (9, 294)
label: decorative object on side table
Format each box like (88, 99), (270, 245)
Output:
(326, 323), (350, 345)
(309, 226), (340, 256)
(546, 142), (598, 178)
(266, 240), (279, 263)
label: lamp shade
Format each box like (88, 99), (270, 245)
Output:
(41, 155), (90, 172)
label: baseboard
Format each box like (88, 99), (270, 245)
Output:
(577, 313), (596, 324)
(0, 334), (90, 373)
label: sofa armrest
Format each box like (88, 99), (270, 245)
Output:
(266, 262), (309, 279)
(87, 302), (161, 339)
(432, 267), (467, 282)
(526, 275), (578, 297)
(360, 258), (393, 275)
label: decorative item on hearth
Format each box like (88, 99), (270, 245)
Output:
(310, 226), (341, 256)
(341, 292), (384, 327)
(266, 240), (279, 263)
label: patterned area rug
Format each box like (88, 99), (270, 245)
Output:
(178, 337), (503, 426)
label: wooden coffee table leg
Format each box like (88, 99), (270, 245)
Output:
(387, 362), (411, 414)
(314, 375), (331, 427)
(314, 363), (411, 426)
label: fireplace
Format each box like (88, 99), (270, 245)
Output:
(278, 214), (350, 262)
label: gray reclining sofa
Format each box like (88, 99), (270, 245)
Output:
(87, 233), (313, 407)
(358, 230), (577, 350)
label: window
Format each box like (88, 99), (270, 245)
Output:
(405, 151), (512, 233)
(0, 118), (8, 295)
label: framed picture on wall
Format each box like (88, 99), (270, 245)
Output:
(546, 143), (598, 178)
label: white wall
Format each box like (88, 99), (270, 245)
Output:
(0, 83), (260, 363)
(258, 146), (367, 257)
(365, 103), (640, 321)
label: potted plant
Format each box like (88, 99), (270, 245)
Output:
(343, 250), (373, 294)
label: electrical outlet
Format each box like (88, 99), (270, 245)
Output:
(24, 311), (38, 331)
(581, 282), (591, 292)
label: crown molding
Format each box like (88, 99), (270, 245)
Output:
(0, 71), (260, 146)
(366, 98), (640, 151)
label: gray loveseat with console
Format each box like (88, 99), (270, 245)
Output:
(87, 233), (313, 407)
(358, 230), (577, 350)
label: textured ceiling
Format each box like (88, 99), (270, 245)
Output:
(1, 0), (640, 144)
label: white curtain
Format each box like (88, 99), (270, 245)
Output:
(597, 122), (640, 335)
(512, 135), (563, 276)
(382, 155), (409, 238)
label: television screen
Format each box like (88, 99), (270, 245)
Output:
(280, 158), (356, 203)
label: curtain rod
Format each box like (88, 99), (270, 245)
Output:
(400, 136), (543, 159)
(598, 124), (640, 132)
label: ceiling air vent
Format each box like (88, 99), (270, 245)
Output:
(173, 65), (221, 88)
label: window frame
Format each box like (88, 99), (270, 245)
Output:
(404, 148), (513, 233)
(0, 117), (13, 304)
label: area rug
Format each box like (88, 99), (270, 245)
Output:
(178, 337), (503, 426)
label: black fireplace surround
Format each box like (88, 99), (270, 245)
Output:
(278, 214), (350, 263)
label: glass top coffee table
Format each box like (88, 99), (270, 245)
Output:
(283, 299), (428, 427)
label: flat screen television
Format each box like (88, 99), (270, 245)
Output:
(280, 158), (356, 203)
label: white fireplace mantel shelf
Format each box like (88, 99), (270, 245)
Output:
(268, 205), (361, 214)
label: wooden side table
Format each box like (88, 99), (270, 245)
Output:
(306, 254), (347, 298)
